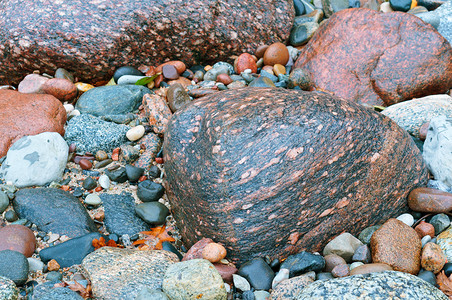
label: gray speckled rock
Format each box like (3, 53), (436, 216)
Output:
(64, 114), (129, 153)
(417, 1), (452, 44)
(82, 247), (179, 300)
(437, 226), (452, 262)
(32, 282), (83, 300)
(271, 274), (314, 299)
(381, 94), (452, 138)
(0, 250), (28, 286)
(75, 85), (150, 116)
(13, 188), (96, 238)
(0, 276), (18, 300)
(162, 259), (227, 300)
(100, 193), (148, 236)
(296, 271), (447, 299)
(0, 132), (68, 188)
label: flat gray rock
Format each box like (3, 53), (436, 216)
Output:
(82, 247), (179, 300)
(0, 132), (68, 187)
(64, 114), (129, 153)
(13, 188), (97, 238)
(296, 271), (447, 299)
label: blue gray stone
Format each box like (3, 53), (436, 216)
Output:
(0, 276), (18, 300)
(64, 114), (129, 153)
(0, 250), (28, 286)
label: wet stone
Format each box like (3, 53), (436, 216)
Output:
(125, 164), (144, 183)
(237, 258), (275, 291)
(290, 22), (319, 46)
(105, 167), (128, 183)
(324, 254), (347, 273)
(331, 264), (350, 278)
(421, 242), (446, 274)
(408, 187), (452, 213)
(280, 251), (325, 277)
(137, 180), (165, 202)
(323, 233), (364, 263)
(135, 202), (169, 225)
(113, 66), (143, 83)
(82, 177), (97, 190)
(349, 263), (393, 276)
(418, 269), (438, 287)
(0, 191), (9, 213)
(430, 214), (450, 235)
(0, 225), (36, 257)
(166, 83), (191, 113)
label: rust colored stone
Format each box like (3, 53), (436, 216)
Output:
(17, 74), (49, 93)
(331, 264), (350, 277)
(263, 42), (290, 66)
(168, 77), (192, 88)
(213, 263), (238, 284)
(235, 53), (258, 74)
(255, 45), (269, 58)
(47, 259), (60, 271)
(79, 159), (92, 170)
(156, 61), (186, 75)
(42, 78), (78, 103)
(202, 242), (227, 263)
(0, 89), (66, 157)
(419, 122), (430, 141)
(371, 218), (422, 274)
(143, 93), (172, 135)
(294, 8), (452, 107)
(217, 73), (233, 85)
(408, 187), (452, 213)
(324, 254), (347, 272)
(0, 225), (36, 257)
(163, 88), (428, 264)
(415, 221), (435, 238)
(421, 242), (446, 274)
(154, 74), (164, 88)
(182, 238), (214, 261)
(0, 1), (294, 85)
(349, 263), (393, 275)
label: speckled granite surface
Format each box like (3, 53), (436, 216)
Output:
(0, 0), (294, 85)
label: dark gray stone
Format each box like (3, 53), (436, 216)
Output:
(430, 213), (450, 235)
(280, 252), (325, 277)
(135, 202), (169, 225)
(418, 269), (438, 287)
(100, 193), (148, 236)
(125, 164), (145, 183)
(13, 188), (96, 238)
(290, 22), (319, 46)
(34, 286), (83, 300)
(0, 191), (9, 213)
(82, 177), (97, 190)
(358, 226), (380, 245)
(46, 272), (63, 282)
(105, 167), (128, 183)
(75, 85), (150, 117)
(238, 258), (275, 291)
(64, 114), (129, 153)
(113, 66), (143, 83)
(39, 232), (102, 268)
(137, 180), (165, 202)
(0, 250), (29, 286)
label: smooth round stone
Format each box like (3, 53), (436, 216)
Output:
(162, 241), (183, 261)
(42, 78), (78, 103)
(202, 243), (227, 263)
(254, 291), (271, 300)
(415, 221), (435, 238)
(4, 210), (18, 222)
(28, 257), (44, 272)
(126, 125), (145, 142)
(63, 104), (75, 114)
(248, 76), (276, 88)
(212, 62), (234, 75)
(217, 73), (233, 85)
(166, 83), (191, 113)
(288, 68), (312, 90)
(280, 251), (325, 277)
(233, 274), (251, 291)
(98, 174), (111, 189)
(290, 22), (319, 46)
(331, 264), (350, 277)
(162, 65), (179, 80)
(237, 258), (275, 290)
(117, 75), (146, 85)
(389, 0), (412, 12)
(324, 254), (347, 272)
(137, 180), (165, 202)
(105, 167), (128, 183)
(421, 242), (446, 274)
(408, 187), (452, 213)
(273, 64), (286, 76)
(444, 262), (452, 276)
(0, 191), (9, 213)
(349, 263), (393, 276)
(271, 268), (289, 289)
(418, 269), (437, 286)
(193, 70), (204, 81)
(430, 213), (450, 235)
(294, 0), (306, 15)
(0, 250), (29, 286)
(317, 272), (334, 281)
(148, 165), (161, 179)
(263, 42), (290, 66)
(396, 213), (414, 227)
(135, 202), (169, 225)
(255, 45), (269, 59)
(55, 68), (74, 82)
(358, 225), (380, 245)
(125, 164), (144, 183)
(235, 53), (257, 74)
(113, 66), (143, 83)
(82, 177), (97, 190)
(350, 262), (364, 270)
(421, 235), (432, 247)
(84, 194), (102, 206)
(46, 271), (63, 282)
(0, 225), (36, 257)
(95, 150), (108, 161)
(79, 159), (92, 170)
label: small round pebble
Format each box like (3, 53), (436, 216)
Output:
(418, 269), (438, 286)
(202, 243), (227, 263)
(126, 125), (145, 142)
(82, 177), (97, 190)
(46, 271), (63, 282)
(95, 150), (108, 161)
(137, 180), (165, 202)
(98, 174), (111, 189)
(79, 159), (92, 170)
(331, 264), (350, 277)
(263, 42), (289, 66)
(84, 194), (101, 206)
(4, 210), (18, 222)
(396, 213), (414, 227)
(350, 262), (364, 270)
(415, 221), (435, 238)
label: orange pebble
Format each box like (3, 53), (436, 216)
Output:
(95, 186), (103, 192)
(155, 157), (164, 164)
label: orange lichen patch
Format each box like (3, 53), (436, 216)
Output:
(92, 237), (123, 250)
(133, 226), (175, 250)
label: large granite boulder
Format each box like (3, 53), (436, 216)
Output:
(0, 90), (66, 158)
(163, 88), (428, 264)
(0, 0), (294, 85)
(294, 8), (452, 107)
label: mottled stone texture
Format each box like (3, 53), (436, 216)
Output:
(163, 88), (428, 264)
(294, 8), (452, 107)
(0, 0), (294, 85)
(0, 90), (66, 157)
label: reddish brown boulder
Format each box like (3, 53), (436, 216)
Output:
(164, 88), (428, 264)
(371, 218), (422, 274)
(0, 225), (36, 257)
(0, 90), (66, 157)
(294, 8), (452, 107)
(408, 187), (452, 213)
(0, 0), (294, 85)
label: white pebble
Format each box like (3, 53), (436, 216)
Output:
(63, 104), (74, 114)
(421, 235), (432, 247)
(396, 213), (414, 227)
(304, 271), (316, 281)
(380, 2), (393, 12)
(117, 75), (146, 85)
(48, 233), (60, 243)
(126, 125), (145, 141)
(350, 262), (364, 270)
(254, 291), (271, 300)
(27, 257), (45, 272)
(242, 69), (252, 74)
(232, 274), (251, 291)
(99, 174), (110, 189)
(69, 109), (80, 117)
(272, 268), (289, 289)
(224, 283), (231, 293)
(85, 194), (102, 206)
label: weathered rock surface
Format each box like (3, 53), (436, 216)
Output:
(0, 276), (19, 300)
(294, 8), (452, 107)
(82, 247), (178, 300)
(0, 0), (294, 85)
(13, 188), (97, 238)
(163, 88), (427, 264)
(0, 90), (66, 158)
(296, 271), (447, 299)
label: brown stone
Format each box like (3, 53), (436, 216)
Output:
(263, 42), (290, 66)
(235, 53), (258, 74)
(42, 78), (78, 103)
(294, 8), (452, 107)
(79, 159), (93, 170)
(166, 83), (191, 113)
(331, 264), (350, 277)
(48, 259), (60, 271)
(255, 45), (269, 59)
(0, 225), (36, 257)
(349, 263), (393, 275)
(273, 64), (286, 76)
(419, 122), (430, 141)
(202, 242), (227, 263)
(213, 263), (237, 284)
(370, 218), (422, 274)
(408, 187), (452, 213)
(421, 242), (446, 274)
(352, 245), (371, 263)
(17, 74), (49, 94)
(217, 73), (233, 85)
(182, 238), (214, 261)
(168, 77), (192, 88)
(156, 61), (187, 75)
(324, 254), (347, 272)
(0, 89), (66, 157)
(415, 221), (435, 238)
(262, 65), (274, 75)
(163, 88), (428, 264)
